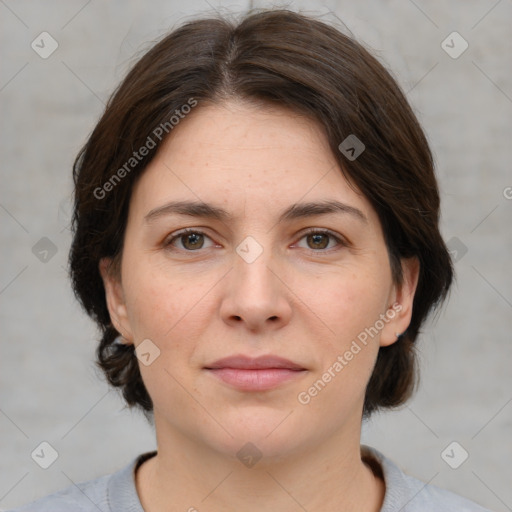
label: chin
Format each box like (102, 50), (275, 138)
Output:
(206, 405), (312, 462)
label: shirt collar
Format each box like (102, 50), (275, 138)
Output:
(107, 451), (157, 511)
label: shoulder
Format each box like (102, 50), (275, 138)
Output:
(7, 474), (110, 512)
(362, 446), (492, 512)
(7, 451), (155, 512)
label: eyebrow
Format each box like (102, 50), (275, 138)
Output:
(144, 199), (367, 225)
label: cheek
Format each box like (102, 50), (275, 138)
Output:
(121, 264), (208, 400)
(122, 258), (217, 350)
(300, 267), (390, 344)
(297, 272), (386, 408)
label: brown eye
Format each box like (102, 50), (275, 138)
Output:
(181, 232), (204, 250)
(165, 229), (214, 251)
(295, 230), (345, 252)
(306, 233), (330, 250)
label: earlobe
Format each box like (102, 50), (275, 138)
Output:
(380, 257), (420, 347)
(99, 257), (133, 343)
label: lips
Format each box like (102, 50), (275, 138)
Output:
(205, 355), (305, 371)
(204, 355), (307, 391)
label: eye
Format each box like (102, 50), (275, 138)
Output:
(164, 228), (346, 253)
(164, 229), (215, 251)
(295, 229), (346, 251)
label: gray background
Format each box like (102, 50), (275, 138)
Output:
(1, 0), (511, 510)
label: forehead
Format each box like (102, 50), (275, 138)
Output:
(129, 101), (376, 225)
(161, 100), (334, 173)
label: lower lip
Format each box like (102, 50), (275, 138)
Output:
(206, 368), (306, 391)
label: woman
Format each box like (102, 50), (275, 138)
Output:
(13, 9), (491, 512)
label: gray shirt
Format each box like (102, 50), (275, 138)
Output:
(9, 446), (492, 511)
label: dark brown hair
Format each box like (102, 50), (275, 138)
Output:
(69, 9), (453, 417)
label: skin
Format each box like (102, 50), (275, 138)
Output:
(100, 100), (419, 512)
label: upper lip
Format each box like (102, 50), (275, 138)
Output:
(204, 355), (306, 370)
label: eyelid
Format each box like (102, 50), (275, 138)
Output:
(293, 228), (349, 251)
(163, 227), (349, 252)
(163, 228), (217, 250)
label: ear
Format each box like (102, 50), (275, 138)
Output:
(99, 257), (134, 344)
(380, 257), (420, 347)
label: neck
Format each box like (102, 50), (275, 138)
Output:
(136, 421), (384, 512)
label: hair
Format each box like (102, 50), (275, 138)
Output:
(69, 9), (453, 417)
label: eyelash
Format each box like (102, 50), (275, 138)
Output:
(163, 228), (348, 254)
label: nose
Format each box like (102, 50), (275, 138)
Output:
(219, 247), (293, 332)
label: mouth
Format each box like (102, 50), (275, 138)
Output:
(204, 355), (307, 391)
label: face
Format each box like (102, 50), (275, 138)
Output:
(101, 100), (418, 462)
